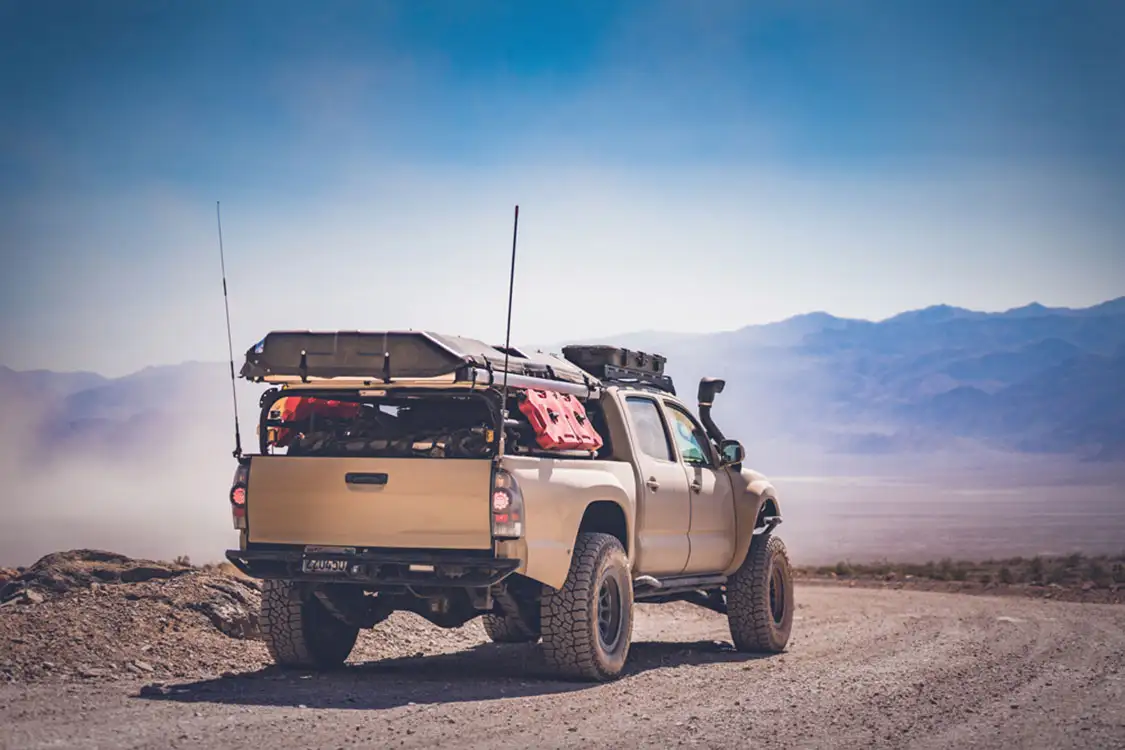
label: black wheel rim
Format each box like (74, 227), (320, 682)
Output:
(597, 576), (623, 651)
(769, 565), (786, 625)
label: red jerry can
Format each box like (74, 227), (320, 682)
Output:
(518, 388), (582, 450)
(557, 393), (604, 451)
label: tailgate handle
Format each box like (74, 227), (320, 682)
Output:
(345, 472), (389, 486)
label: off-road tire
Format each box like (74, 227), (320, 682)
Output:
(260, 579), (359, 669)
(540, 532), (633, 682)
(726, 533), (794, 653)
(481, 613), (540, 644)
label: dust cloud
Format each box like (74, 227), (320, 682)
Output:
(0, 384), (250, 568)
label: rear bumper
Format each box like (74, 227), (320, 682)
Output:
(225, 545), (520, 588)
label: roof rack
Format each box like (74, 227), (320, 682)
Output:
(600, 364), (676, 395)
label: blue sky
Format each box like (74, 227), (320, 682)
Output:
(2, 0), (1123, 375)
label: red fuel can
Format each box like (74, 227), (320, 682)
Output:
(517, 389), (603, 452)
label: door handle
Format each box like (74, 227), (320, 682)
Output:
(690, 479), (702, 493)
(645, 477), (660, 492)
(345, 472), (388, 486)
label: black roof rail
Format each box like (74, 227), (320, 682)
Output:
(456, 364), (599, 399)
(600, 365), (676, 395)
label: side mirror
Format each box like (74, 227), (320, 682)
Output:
(719, 439), (744, 467)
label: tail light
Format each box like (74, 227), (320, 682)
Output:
(229, 461), (249, 530)
(491, 468), (524, 539)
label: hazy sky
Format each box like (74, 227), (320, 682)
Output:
(2, 0), (1123, 376)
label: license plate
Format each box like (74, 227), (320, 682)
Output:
(301, 557), (350, 574)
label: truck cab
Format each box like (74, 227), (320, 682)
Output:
(225, 332), (792, 681)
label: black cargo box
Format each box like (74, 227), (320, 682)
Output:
(240, 330), (593, 385)
(561, 345), (667, 377)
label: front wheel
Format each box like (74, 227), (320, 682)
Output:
(260, 580), (359, 669)
(726, 534), (794, 653)
(540, 532), (634, 681)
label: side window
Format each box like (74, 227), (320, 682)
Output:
(663, 403), (714, 467)
(624, 396), (675, 462)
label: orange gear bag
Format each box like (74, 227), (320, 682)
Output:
(268, 396), (362, 447)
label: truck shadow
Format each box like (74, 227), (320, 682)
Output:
(134, 640), (772, 711)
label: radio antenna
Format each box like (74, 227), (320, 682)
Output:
(497, 204), (520, 455)
(216, 201), (243, 459)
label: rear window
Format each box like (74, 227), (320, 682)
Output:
(624, 396), (674, 462)
(265, 393), (495, 459)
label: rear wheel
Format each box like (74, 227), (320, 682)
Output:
(726, 534), (794, 653)
(482, 613), (540, 643)
(260, 579), (359, 668)
(540, 532), (633, 681)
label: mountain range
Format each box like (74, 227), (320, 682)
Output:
(552, 296), (1125, 462)
(3, 296), (1124, 466)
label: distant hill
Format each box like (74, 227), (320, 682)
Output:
(549, 296), (1125, 461)
(4, 296), (1124, 463)
(0, 366), (108, 400)
(0, 361), (257, 466)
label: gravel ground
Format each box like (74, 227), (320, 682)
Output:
(0, 552), (485, 686)
(2, 583), (1123, 750)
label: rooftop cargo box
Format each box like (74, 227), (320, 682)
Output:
(240, 330), (596, 387)
(561, 344), (675, 394)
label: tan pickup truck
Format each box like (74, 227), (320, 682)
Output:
(225, 331), (791, 681)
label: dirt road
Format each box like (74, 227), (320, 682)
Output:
(2, 583), (1123, 749)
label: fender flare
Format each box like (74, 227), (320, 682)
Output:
(515, 468), (636, 592)
(723, 477), (782, 576)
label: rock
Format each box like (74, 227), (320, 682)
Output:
(23, 590), (45, 605)
(188, 597), (260, 639)
(1081, 581), (1095, 592)
(120, 566), (189, 584)
(8, 550), (192, 597)
(0, 581), (23, 603)
(78, 667), (107, 679)
(132, 660), (155, 673)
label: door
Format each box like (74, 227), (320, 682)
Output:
(662, 401), (737, 574)
(622, 395), (691, 576)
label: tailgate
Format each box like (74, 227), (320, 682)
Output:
(247, 457), (493, 549)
